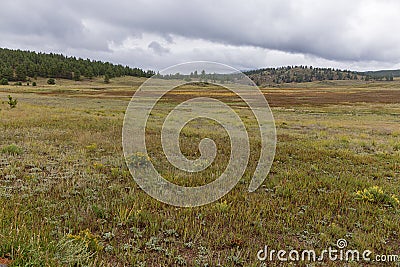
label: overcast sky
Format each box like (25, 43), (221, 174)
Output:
(1, 0), (399, 71)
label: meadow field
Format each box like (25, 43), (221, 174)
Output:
(1, 77), (400, 266)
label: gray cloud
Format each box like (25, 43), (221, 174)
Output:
(0, 0), (399, 70)
(148, 41), (170, 55)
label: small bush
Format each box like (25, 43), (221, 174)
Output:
(56, 230), (102, 265)
(66, 229), (103, 252)
(7, 95), (17, 108)
(126, 152), (151, 168)
(47, 78), (56, 85)
(0, 78), (8, 85)
(85, 143), (97, 153)
(32, 82), (37, 86)
(1, 144), (23, 155)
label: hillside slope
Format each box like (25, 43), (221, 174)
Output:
(0, 48), (154, 82)
(244, 66), (395, 86)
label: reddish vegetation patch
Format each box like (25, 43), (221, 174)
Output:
(34, 87), (400, 107)
(0, 258), (12, 266)
(264, 90), (400, 106)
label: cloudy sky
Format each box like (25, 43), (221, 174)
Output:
(1, 0), (399, 71)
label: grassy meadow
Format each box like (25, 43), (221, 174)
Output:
(1, 77), (400, 266)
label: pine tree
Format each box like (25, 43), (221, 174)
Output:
(104, 74), (110, 84)
(15, 65), (27, 81)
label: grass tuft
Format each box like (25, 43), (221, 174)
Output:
(1, 144), (23, 155)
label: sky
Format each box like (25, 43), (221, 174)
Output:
(1, 0), (400, 71)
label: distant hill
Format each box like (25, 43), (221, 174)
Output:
(0, 48), (154, 82)
(358, 69), (400, 79)
(244, 66), (398, 85)
(245, 66), (360, 86)
(150, 65), (399, 86)
(0, 47), (398, 85)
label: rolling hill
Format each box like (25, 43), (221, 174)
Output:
(0, 48), (398, 86)
(0, 48), (154, 83)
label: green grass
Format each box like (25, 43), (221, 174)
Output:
(1, 144), (23, 155)
(0, 78), (400, 266)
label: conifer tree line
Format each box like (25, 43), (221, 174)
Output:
(0, 48), (396, 85)
(245, 65), (395, 85)
(0, 48), (154, 82)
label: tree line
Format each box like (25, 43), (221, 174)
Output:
(0, 48), (154, 82)
(1, 48), (396, 85)
(245, 65), (395, 85)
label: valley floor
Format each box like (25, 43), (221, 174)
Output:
(0, 77), (400, 266)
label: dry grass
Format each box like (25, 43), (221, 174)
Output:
(0, 78), (399, 266)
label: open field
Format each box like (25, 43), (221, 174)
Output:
(1, 77), (400, 266)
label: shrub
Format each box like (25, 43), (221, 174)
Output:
(126, 152), (151, 168)
(32, 82), (37, 86)
(0, 78), (8, 85)
(66, 229), (102, 252)
(47, 78), (56, 85)
(7, 95), (17, 108)
(56, 230), (102, 266)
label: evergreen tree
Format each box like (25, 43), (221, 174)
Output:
(73, 70), (81, 81)
(104, 74), (110, 84)
(0, 48), (150, 81)
(0, 78), (8, 85)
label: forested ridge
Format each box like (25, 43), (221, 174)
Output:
(245, 65), (396, 86)
(0, 48), (154, 82)
(0, 48), (398, 85)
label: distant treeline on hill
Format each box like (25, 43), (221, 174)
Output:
(0, 48), (154, 82)
(154, 66), (397, 86)
(245, 65), (395, 85)
(359, 69), (400, 79)
(0, 48), (398, 85)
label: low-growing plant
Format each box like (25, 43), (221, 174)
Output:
(66, 229), (103, 252)
(214, 200), (230, 213)
(393, 143), (400, 151)
(116, 206), (138, 226)
(92, 204), (110, 220)
(1, 144), (23, 155)
(85, 143), (98, 153)
(126, 152), (151, 168)
(355, 186), (400, 207)
(55, 230), (102, 266)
